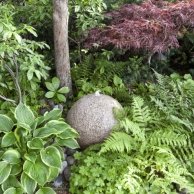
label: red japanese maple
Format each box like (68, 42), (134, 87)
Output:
(84, 0), (194, 53)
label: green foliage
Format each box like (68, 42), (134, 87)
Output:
(70, 147), (130, 194)
(0, 103), (79, 194)
(70, 0), (107, 35)
(72, 54), (156, 104)
(0, 3), (50, 110)
(45, 77), (69, 103)
(72, 56), (130, 103)
(70, 73), (194, 193)
(70, 145), (194, 194)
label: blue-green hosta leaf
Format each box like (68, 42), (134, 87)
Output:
(1, 132), (16, 147)
(3, 187), (23, 194)
(21, 173), (37, 194)
(1, 175), (21, 192)
(0, 114), (14, 132)
(58, 86), (69, 94)
(45, 82), (55, 91)
(23, 159), (49, 186)
(0, 161), (11, 184)
(15, 103), (35, 126)
(40, 146), (61, 169)
(33, 127), (59, 138)
(57, 94), (66, 102)
(45, 91), (55, 99)
(27, 138), (44, 150)
(52, 77), (60, 90)
(35, 187), (56, 194)
(2, 149), (21, 164)
(56, 138), (80, 149)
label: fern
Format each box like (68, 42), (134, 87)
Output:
(100, 132), (132, 154)
(132, 96), (152, 126)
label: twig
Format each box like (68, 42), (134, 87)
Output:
(4, 63), (22, 104)
(0, 95), (16, 105)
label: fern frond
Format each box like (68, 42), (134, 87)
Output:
(121, 165), (142, 194)
(120, 118), (145, 141)
(132, 96), (151, 126)
(100, 132), (132, 154)
(149, 129), (188, 148)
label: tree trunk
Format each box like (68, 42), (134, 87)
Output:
(53, 0), (72, 94)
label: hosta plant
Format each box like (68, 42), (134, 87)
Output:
(0, 103), (79, 194)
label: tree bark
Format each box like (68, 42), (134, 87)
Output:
(53, 0), (72, 94)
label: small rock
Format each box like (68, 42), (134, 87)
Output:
(53, 174), (64, 188)
(179, 189), (189, 194)
(66, 156), (75, 166)
(60, 161), (68, 174)
(47, 99), (55, 108)
(66, 148), (76, 156)
(39, 108), (48, 115)
(64, 153), (67, 160)
(63, 167), (71, 181)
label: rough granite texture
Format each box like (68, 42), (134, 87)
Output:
(66, 93), (122, 148)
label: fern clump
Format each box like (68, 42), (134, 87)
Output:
(70, 73), (194, 193)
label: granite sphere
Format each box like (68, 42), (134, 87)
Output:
(66, 93), (122, 148)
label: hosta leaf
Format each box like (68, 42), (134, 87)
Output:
(0, 114), (14, 132)
(58, 86), (69, 94)
(21, 173), (37, 194)
(57, 128), (79, 139)
(45, 120), (70, 133)
(45, 82), (55, 92)
(15, 103), (35, 126)
(2, 175), (21, 191)
(27, 138), (44, 149)
(56, 138), (80, 149)
(2, 149), (21, 164)
(23, 159), (49, 186)
(45, 91), (55, 99)
(1, 132), (16, 147)
(33, 127), (59, 138)
(47, 167), (60, 182)
(57, 94), (66, 102)
(10, 164), (22, 175)
(3, 187), (23, 194)
(40, 146), (61, 169)
(24, 152), (37, 163)
(0, 161), (11, 184)
(35, 187), (56, 194)
(43, 109), (62, 121)
(52, 77), (60, 90)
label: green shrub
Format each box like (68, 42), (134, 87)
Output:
(0, 103), (79, 194)
(0, 3), (50, 110)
